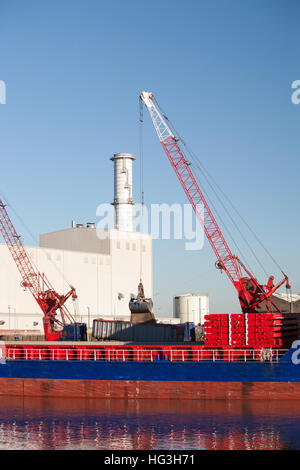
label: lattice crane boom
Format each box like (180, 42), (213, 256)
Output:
(0, 199), (76, 340)
(140, 91), (290, 313)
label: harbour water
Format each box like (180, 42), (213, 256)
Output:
(0, 397), (300, 450)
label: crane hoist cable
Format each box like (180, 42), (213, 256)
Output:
(153, 96), (284, 279)
(0, 195), (77, 339)
(151, 97), (257, 276)
(185, 147), (284, 277)
(191, 160), (267, 278)
(188, 161), (257, 276)
(140, 91), (290, 315)
(0, 190), (74, 290)
(139, 96), (145, 283)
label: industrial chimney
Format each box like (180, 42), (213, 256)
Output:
(111, 153), (135, 232)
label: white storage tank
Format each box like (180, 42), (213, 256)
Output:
(173, 293), (209, 325)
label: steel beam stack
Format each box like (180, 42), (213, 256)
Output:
(204, 313), (300, 348)
(203, 314), (229, 346)
(246, 313), (300, 348)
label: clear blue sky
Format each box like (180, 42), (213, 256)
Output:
(0, 0), (299, 316)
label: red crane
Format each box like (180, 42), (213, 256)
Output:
(0, 199), (77, 340)
(140, 91), (290, 314)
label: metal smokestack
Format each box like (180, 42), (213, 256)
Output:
(110, 153), (135, 232)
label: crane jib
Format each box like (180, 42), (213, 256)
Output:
(140, 91), (290, 314)
(160, 136), (242, 285)
(0, 198), (76, 338)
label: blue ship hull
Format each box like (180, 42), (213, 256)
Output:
(0, 345), (300, 399)
(0, 350), (299, 382)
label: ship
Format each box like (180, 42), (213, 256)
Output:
(0, 340), (300, 399)
(0, 91), (297, 401)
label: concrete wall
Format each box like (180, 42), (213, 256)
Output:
(0, 228), (152, 333)
(40, 226), (110, 255)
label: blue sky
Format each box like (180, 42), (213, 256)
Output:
(0, 0), (299, 315)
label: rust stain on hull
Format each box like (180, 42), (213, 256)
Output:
(0, 378), (299, 400)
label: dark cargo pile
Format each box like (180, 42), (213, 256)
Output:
(92, 319), (186, 343)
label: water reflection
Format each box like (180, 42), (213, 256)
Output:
(0, 397), (299, 450)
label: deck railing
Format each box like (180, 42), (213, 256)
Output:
(4, 347), (289, 363)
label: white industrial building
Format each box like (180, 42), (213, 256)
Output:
(173, 293), (209, 325)
(0, 153), (153, 334)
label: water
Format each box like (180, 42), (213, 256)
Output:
(0, 397), (299, 450)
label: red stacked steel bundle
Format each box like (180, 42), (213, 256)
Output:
(203, 314), (229, 347)
(204, 313), (300, 349)
(229, 314), (246, 347)
(246, 313), (300, 349)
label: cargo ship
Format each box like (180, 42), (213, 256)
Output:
(2, 307), (300, 401)
(0, 91), (298, 400)
(1, 340), (300, 400)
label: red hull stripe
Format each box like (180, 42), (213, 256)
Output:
(1, 378), (300, 400)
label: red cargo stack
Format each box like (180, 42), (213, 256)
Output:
(229, 314), (246, 347)
(204, 312), (300, 349)
(245, 313), (256, 347)
(204, 314), (229, 346)
(246, 312), (300, 349)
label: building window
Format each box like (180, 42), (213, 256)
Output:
(126, 242), (130, 250)
(116, 241), (121, 249)
(132, 243), (136, 251)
